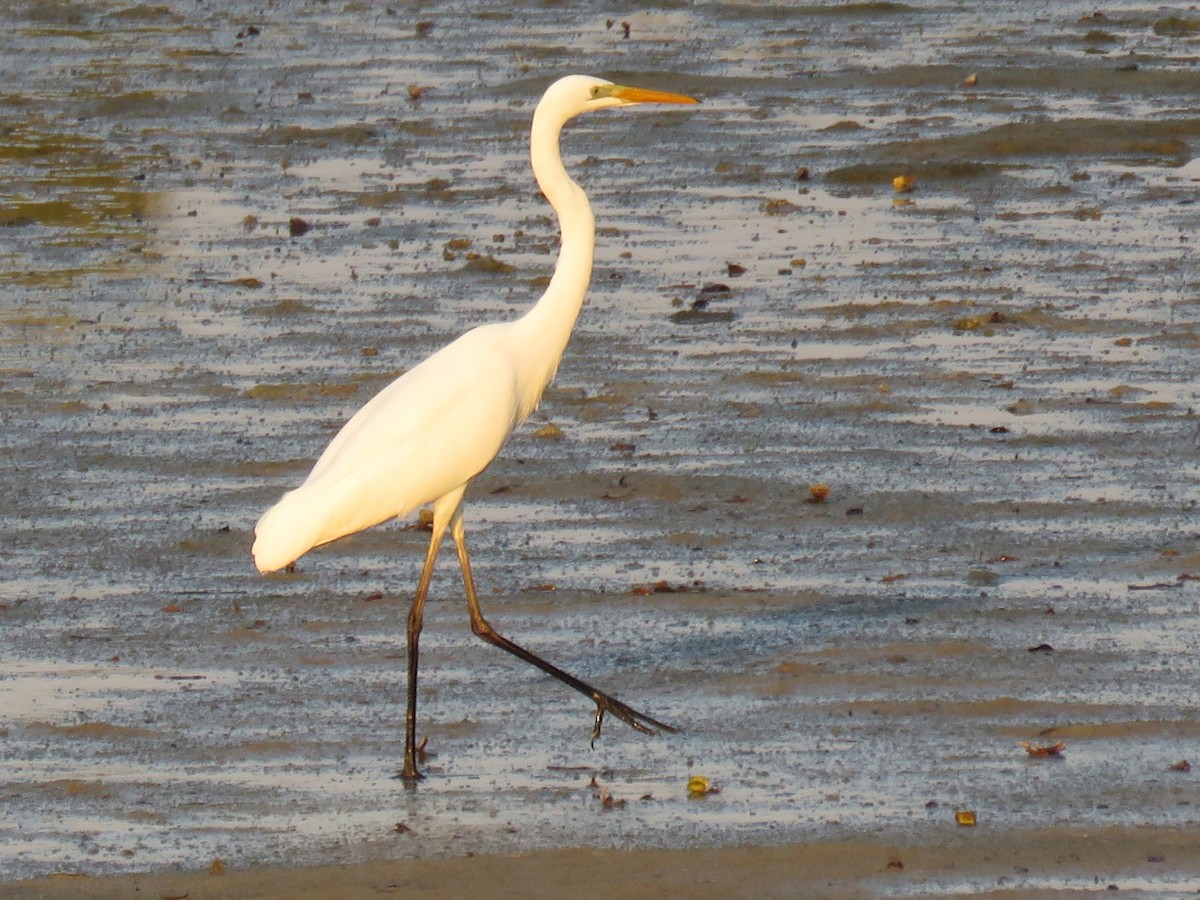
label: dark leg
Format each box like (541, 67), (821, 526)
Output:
(449, 510), (676, 743)
(400, 487), (468, 781)
(400, 521), (444, 781)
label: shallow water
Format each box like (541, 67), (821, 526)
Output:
(3, 0), (1200, 891)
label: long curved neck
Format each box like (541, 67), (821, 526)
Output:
(512, 104), (595, 413)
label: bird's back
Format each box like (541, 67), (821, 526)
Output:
(252, 323), (527, 573)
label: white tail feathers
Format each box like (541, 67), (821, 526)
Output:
(251, 487), (326, 573)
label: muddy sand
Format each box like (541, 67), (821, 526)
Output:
(8, 824), (1200, 898)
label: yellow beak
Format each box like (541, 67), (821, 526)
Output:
(609, 84), (700, 105)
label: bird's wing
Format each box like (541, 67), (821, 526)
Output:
(294, 324), (524, 544)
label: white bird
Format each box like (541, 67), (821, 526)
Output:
(252, 75), (698, 780)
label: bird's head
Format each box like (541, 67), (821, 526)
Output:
(542, 74), (698, 121)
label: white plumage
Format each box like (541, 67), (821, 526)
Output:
(251, 74), (698, 779)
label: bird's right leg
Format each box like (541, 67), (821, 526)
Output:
(449, 510), (675, 744)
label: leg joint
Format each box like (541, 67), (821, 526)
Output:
(470, 616), (495, 640)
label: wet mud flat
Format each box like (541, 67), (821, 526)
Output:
(3, 0), (1200, 895)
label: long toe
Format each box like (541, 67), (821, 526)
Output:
(590, 705), (606, 747)
(596, 694), (676, 738)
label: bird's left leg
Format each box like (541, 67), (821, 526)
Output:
(449, 509), (676, 743)
(399, 518), (443, 781)
(400, 488), (464, 781)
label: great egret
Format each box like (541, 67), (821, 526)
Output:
(253, 74), (698, 780)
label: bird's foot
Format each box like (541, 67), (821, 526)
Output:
(397, 737), (428, 782)
(589, 691), (677, 747)
(396, 763), (424, 782)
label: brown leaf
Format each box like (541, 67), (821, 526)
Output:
(1020, 740), (1066, 757)
(632, 580), (685, 595)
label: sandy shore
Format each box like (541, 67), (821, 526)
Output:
(7, 825), (1200, 899)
